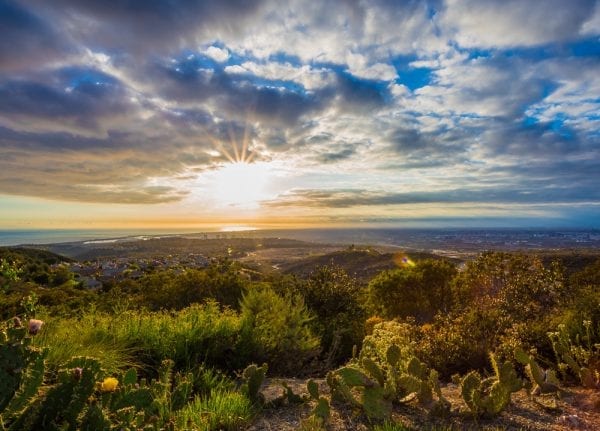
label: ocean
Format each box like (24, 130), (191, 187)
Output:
(1, 228), (599, 251)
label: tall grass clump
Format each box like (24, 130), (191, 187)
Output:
(107, 301), (242, 370)
(33, 311), (137, 374)
(34, 302), (242, 373)
(176, 390), (253, 431)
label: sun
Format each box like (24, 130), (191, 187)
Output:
(208, 161), (272, 208)
(197, 120), (278, 209)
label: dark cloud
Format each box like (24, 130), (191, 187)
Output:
(335, 72), (389, 110)
(0, 68), (133, 134)
(0, 0), (68, 71)
(23, 0), (266, 55)
(265, 183), (600, 209)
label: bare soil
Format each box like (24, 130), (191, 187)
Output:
(247, 378), (600, 431)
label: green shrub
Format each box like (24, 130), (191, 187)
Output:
(239, 285), (319, 374)
(367, 260), (456, 322)
(120, 260), (249, 311)
(301, 265), (367, 365)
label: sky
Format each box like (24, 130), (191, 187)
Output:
(0, 0), (599, 229)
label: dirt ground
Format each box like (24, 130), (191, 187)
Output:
(247, 378), (600, 431)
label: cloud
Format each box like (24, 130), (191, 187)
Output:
(0, 0), (598, 226)
(204, 46), (230, 63)
(441, 0), (598, 48)
(0, 0), (69, 71)
(265, 182), (600, 209)
(23, 0), (267, 55)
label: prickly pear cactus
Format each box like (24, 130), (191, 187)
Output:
(514, 347), (560, 394)
(0, 322), (45, 412)
(0, 317), (48, 430)
(305, 380), (330, 424)
(548, 328), (600, 389)
(307, 379), (320, 400)
(460, 354), (522, 417)
(241, 363), (267, 404)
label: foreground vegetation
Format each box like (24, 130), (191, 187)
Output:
(1, 246), (599, 429)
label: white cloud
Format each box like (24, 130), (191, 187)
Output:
(204, 46), (230, 62)
(225, 61), (334, 90)
(346, 52), (397, 81)
(442, 0), (595, 48)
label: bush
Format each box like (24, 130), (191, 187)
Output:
(239, 285), (320, 375)
(124, 260), (249, 311)
(451, 252), (563, 320)
(367, 259), (456, 322)
(302, 265), (366, 365)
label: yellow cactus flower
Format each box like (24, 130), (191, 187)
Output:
(101, 377), (119, 392)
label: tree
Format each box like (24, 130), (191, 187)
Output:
(367, 259), (457, 322)
(302, 265), (366, 364)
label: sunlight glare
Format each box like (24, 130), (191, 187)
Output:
(208, 161), (272, 208)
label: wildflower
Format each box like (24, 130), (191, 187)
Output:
(28, 319), (43, 335)
(101, 377), (119, 392)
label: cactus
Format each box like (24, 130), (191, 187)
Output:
(327, 344), (450, 421)
(80, 403), (109, 431)
(328, 364), (394, 421)
(459, 354), (522, 417)
(0, 317), (48, 430)
(280, 381), (304, 404)
(306, 379), (330, 424)
(397, 357), (450, 415)
(0, 322), (45, 415)
(307, 379), (320, 400)
(240, 363), (267, 404)
(548, 330), (599, 389)
(2, 347), (46, 419)
(398, 357), (433, 404)
(514, 347), (561, 394)
(1, 318), (200, 431)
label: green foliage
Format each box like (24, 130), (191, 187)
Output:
(367, 259), (457, 322)
(548, 322), (599, 388)
(121, 260), (249, 311)
(0, 258), (21, 290)
(0, 318), (46, 425)
(239, 285), (319, 374)
(176, 390), (253, 431)
(459, 354), (522, 417)
(301, 265), (367, 365)
(452, 252), (563, 319)
(36, 302), (241, 372)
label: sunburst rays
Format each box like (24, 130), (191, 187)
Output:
(202, 120), (256, 165)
